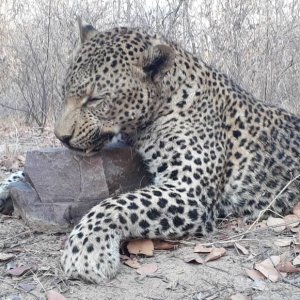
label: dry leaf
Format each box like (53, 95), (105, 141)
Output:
(251, 279), (267, 291)
(0, 253), (15, 262)
(127, 239), (154, 256)
(294, 243), (300, 254)
(267, 256), (281, 266)
(184, 254), (204, 264)
(297, 230), (300, 242)
(153, 240), (177, 250)
(274, 238), (293, 247)
(194, 244), (213, 253)
(136, 263), (158, 275)
(205, 247), (226, 262)
(280, 272), (287, 278)
(245, 268), (266, 280)
(293, 203), (300, 218)
(254, 256), (281, 282)
(18, 282), (36, 292)
(266, 216), (286, 232)
(276, 261), (300, 273)
(46, 290), (67, 300)
(235, 243), (249, 255)
(283, 214), (300, 228)
(255, 222), (268, 229)
(123, 258), (141, 269)
(7, 265), (31, 276)
(290, 227), (300, 233)
(230, 294), (251, 300)
(293, 255), (300, 266)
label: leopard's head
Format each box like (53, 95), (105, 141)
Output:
(54, 20), (175, 155)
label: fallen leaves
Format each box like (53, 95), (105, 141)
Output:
(274, 237), (293, 247)
(194, 244), (212, 253)
(46, 290), (67, 300)
(123, 258), (141, 269)
(245, 269), (265, 281)
(266, 216), (286, 232)
(127, 239), (154, 256)
(292, 255), (300, 266)
(184, 254), (205, 264)
(153, 240), (177, 250)
(0, 253), (15, 262)
(284, 214), (300, 228)
(136, 263), (158, 275)
(18, 282), (36, 292)
(293, 203), (300, 218)
(265, 213), (300, 233)
(123, 240), (161, 275)
(7, 265), (31, 277)
(184, 245), (226, 265)
(205, 247), (226, 262)
(254, 256), (281, 282)
(277, 261), (300, 273)
(234, 243), (249, 255)
(246, 255), (300, 283)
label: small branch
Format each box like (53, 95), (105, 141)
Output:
(247, 174), (300, 232)
(0, 103), (27, 113)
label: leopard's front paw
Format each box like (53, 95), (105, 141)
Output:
(0, 171), (25, 215)
(61, 216), (121, 283)
(0, 184), (12, 215)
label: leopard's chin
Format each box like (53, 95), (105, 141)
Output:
(64, 132), (119, 156)
(64, 132), (133, 157)
(66, 145), (102, 157)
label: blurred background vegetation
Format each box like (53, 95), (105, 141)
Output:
(0, 0), (299, 130)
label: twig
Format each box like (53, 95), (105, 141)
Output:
(202, 238), (257, 247)
(1, 230), (32, 243)
(247, 174), (300, 232)
(0, 103), (28, 113)
(31, 270), (46, 293)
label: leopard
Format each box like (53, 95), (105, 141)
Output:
(0, 171), (25, 214)
(2, 20), (300, 283)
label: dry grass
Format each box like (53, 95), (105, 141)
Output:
(0, 117), (59, 180)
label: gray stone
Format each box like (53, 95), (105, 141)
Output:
(9, 146), (151, 232)
(10, 181), (70, 232)
(25, 148), (109, 203)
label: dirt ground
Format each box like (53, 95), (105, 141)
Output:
(1, 120), (300, 300)
(1, 216), (300, 300)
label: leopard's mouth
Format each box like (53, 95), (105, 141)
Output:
(64, 133), (116, 157)
(64, 132), (132, 157)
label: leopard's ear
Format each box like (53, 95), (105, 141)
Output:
(142, 44), (175, 83)
(77, 17), (98, 44)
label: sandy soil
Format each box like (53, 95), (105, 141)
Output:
(1, 216), (300, 300)
(1, 120), (300, 300)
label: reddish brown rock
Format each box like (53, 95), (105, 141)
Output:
(9, 146), (151, 232)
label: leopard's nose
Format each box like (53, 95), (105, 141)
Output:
(58, 135), (72, 145)
(54, 119), (74, 145)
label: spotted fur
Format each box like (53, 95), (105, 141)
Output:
(0, 171), (25, 214)
(12, 22), (300, 282)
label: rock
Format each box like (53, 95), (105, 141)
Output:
(9, 146), (151, 232)
(25, 148), (109, 203)
(10, 182), (71, 232)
